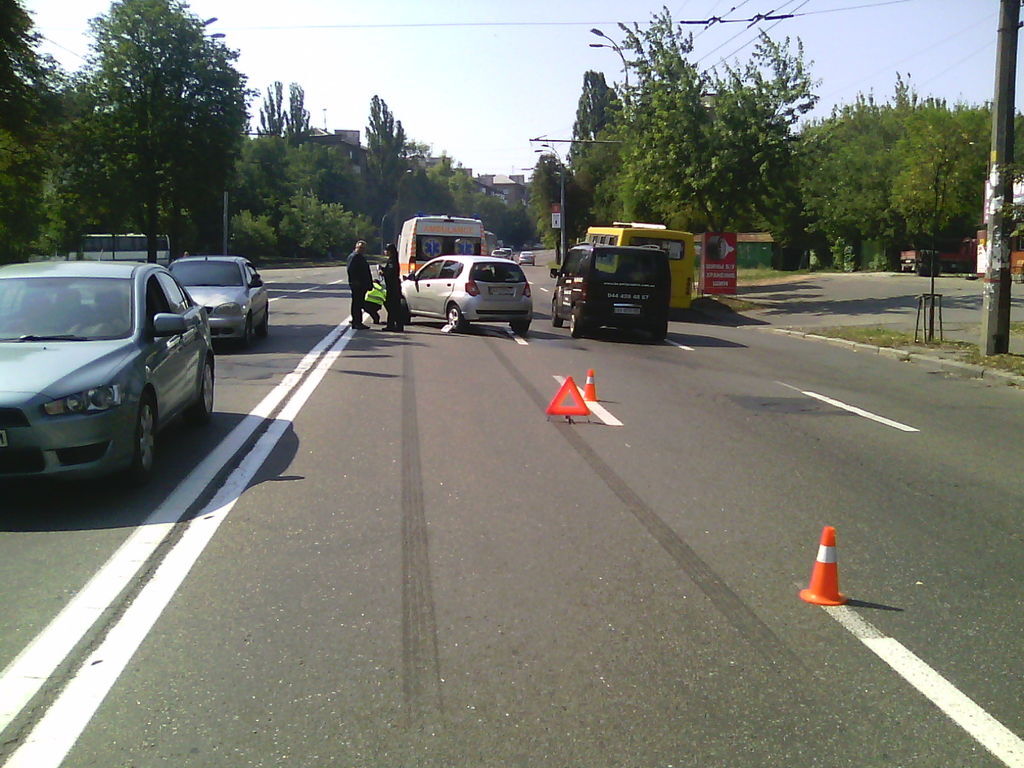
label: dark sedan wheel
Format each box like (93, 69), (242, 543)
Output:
(569, 308), (585, 338)
(551, 298), (564, 327)
(126, 394), (156, 485)
(255, 306), (269, 337)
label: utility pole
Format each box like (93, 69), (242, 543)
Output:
(981, 0), (1019, 355)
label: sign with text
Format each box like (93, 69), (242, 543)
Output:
(700, 232), (737, 295)
(551, 203), (562, 230)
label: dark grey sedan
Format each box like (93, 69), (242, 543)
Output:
(0, 260), (214, 483)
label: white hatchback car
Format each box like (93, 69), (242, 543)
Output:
(401, 255), (533, 335)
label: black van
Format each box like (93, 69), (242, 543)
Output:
(549, 243), (671, 340)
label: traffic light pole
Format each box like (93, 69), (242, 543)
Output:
(981, 0), (1019, 355)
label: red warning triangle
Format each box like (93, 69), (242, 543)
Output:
(546, 376), (591, 417)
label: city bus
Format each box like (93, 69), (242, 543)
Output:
(584, 223), (696, 309)
(78, 233), (170, 264)
(397, 215), (486, 275)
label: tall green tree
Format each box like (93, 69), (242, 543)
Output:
(570, 70), (618, 165)
(365, 94), (408, 221)
(284, 82), (310, 146)
(259, 80), (285, 136)
(77, 0), (248, 260)
(0, 0), (59, 262)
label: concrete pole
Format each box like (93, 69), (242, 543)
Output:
(981, 0), (1019, 355)
(222, 190), (229, 255)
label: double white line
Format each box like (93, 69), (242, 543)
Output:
(0, 321), (355, 768)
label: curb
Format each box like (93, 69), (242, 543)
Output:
(765, 328), (1024, 387)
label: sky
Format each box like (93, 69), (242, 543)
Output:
(21, 0), (1019, 178)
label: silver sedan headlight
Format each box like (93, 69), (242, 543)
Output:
(43, 385), (123, 416)
(212, 302), (243, 316)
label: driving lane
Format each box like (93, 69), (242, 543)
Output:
(0, 265), (350, 740)
(3, 266), (1022, 767)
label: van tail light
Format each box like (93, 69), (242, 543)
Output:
(523, 282), (531, 297)
(465, 280), (480, 296)
(580, 283), (588, 301)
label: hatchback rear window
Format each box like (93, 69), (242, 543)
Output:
(591, 248), (664, 283)
(470, 262), (526, 283)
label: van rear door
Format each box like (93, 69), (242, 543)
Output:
(587, 247), (669, 322)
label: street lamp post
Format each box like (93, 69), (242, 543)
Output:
(535, 145), (566, 264)
(381, 169), (413, 253)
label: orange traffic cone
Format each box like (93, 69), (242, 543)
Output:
(582, 369), (598, 402)
(799, 526), (847, 606)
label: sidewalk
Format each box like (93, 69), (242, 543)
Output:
(734, 271), (1024, 355)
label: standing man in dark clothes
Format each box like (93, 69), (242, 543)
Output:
(381, 242), (404, 331)
(346, 240), (372, 329)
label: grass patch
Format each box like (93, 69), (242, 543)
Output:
(814, 326), (1024, 377)
(694, 295), (763, 312)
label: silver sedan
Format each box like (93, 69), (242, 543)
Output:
(169, 256), (269, 347)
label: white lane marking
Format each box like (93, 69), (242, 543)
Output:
(537, 286), (550, 293)
(553, 375), (623, 426)
(508, 331), (529, 346)
(824, 605), (1024, 768)
(4, 330), (353, 768)
(0, 321), (351, 734)
(667, 339), (695, 351)
(779, 382), (919, 432)
(269, 278), (346, 302)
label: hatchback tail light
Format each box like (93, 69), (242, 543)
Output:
(523, 282), (531, 297)
(465, 280), (480, 296)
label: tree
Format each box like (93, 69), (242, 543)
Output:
(570, 70), (618, 166)
(610, 10), (816, 234)
(365, 94), (408, 220)
(284, 82), (310, 146)
(79, 0), (248, 260)
(278, 193), (372, 258)
(0, 0), (59, 262)
(259, 81), (285, 136)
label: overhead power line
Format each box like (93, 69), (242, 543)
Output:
(203, 2), (915, 33)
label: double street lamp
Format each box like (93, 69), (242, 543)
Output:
(589, 27), (629, 97)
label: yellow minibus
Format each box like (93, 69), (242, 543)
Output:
(584, 223), (695, 309)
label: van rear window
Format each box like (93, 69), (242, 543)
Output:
(592, 248), (665, 283)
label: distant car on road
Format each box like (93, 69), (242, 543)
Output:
(0, 260), (214, 483)
(517, 251), (535, 265)
(401, 254), (533, 335)
(169, 256), (268, 347)
(492, 247), (513, 260)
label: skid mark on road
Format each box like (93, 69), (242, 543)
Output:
(400, 348), (444, 726)
(489, 343), (814, 686)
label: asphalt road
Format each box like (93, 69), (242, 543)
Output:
(0, 264), (1021, 768)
